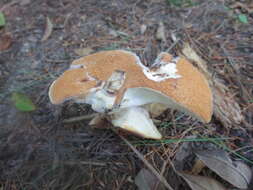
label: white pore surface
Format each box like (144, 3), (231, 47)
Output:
(120, 87), (202, 122)
(120, 87), (174, 108)
(111, 106), (162, 139)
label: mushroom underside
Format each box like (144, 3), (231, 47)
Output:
(119, 87), (205, 122)
(86, 87), (209, 139)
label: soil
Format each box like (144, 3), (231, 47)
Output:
(0, 0), (252, 189)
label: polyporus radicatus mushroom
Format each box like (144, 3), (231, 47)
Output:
(49, 50), (213, 139)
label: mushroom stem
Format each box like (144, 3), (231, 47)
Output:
(109, 106), (162, 139)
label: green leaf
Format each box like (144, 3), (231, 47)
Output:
(0, 12), (6, 27)
(11, 92), (36, 112)
(238, 14), (248, 24)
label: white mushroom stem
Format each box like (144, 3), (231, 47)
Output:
(109, 106), (162, 139)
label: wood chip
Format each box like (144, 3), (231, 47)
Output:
(41, 17), (53, 42)
(0, 33), (12, 51)
(156, 22), (166, 42)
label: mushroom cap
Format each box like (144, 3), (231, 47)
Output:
(49, 68), (97, 104)
(49, 50), (213, 123)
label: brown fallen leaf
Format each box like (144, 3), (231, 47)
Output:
(179, 172), (226, 190)
(0, 33), (12, 51)
(41, 17), (53, 42)
(195, 150), (252, 189)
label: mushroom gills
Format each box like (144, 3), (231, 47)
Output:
(110, 106), (162, 139)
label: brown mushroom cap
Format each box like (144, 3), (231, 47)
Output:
(49, 50), (213, 123)
(49, 68), (97, 104)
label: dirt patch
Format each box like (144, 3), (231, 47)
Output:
(0, 0), (252, 189)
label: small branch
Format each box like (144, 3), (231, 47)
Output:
(119, 135), (174, 190)
(63, 161), (106, 166)
(63, 113), (161, 124)
(62, 113), (98, 124)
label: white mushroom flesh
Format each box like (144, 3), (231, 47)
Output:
(110, 106), (162, 139)
(80, 70), (126, 112)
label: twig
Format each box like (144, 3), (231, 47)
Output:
(160, 125), (200, 183)
(63, 161), (106, 166)
(62, 113), (98, 123)
(119, 135), (174, 190)
(165, 39), (179, 53)
(63, 113), (162, 124)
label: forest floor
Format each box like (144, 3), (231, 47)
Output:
(0, 0), (253, 189)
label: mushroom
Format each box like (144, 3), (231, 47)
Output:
(49, 50), (213, 139)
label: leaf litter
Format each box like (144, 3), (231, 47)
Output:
(195, 149), (252, 189)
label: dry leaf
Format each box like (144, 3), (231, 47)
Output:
(41, 17), (53, 42)
(0, 33), (12, 51)
(212, 79), (243, 126)
(173, 136), (196, 171)
(156, 22), (166, 42)
(135, 168), (165, 190)
(181, 43), (243, 127)
(195, 150), (252, 189)
(179, 172), (226, 190)
(191, 159), (206, 175)
(74, 47), (93, 56)
(181, 43), (209, 75)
